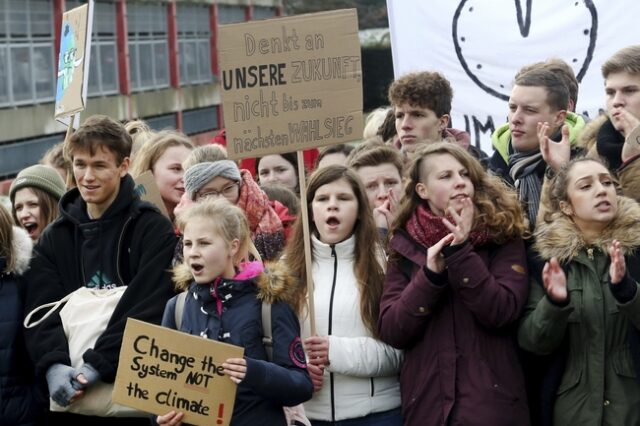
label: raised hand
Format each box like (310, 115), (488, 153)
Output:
(608, 240), (626, 285)
(543, 257), (568, 303)
(612, 107), (640, 139)
(426, 233), (455, 273)
(539, 122), (570, 172)
(443, 198), (474, 245)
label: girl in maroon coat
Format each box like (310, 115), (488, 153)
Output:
(378, 142), (530, 425)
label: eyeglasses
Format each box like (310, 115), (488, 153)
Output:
(197, 182), (239, 200)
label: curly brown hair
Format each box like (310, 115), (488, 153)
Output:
(391, 143), (527, 245)
(388, 71), (452, 117)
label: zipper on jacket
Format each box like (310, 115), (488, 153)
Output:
(116, 216), (134, 286)
(370, 377), (375, 397)
(328, 245), (338, 422)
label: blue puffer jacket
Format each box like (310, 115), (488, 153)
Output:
(162, 261), (312, 426)
(0, 227), (44, 425)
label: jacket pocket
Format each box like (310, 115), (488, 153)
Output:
(557, 365), (582, 395)
(479, 358), (518, 402)
(567, 288), (583, 323)
(611, 346), (637, 379)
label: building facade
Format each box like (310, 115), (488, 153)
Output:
(0, 0), (282, 184)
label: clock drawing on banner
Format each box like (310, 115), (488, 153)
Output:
(452, 0), (598, 101)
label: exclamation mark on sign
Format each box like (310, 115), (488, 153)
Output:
(217, 403), (224, 424)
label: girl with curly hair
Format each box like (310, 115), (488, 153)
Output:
(379, 142), (530, 425)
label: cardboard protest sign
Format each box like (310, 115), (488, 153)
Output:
(55, 1), (93, 125)
(133, 170), (171, 219)
(113, 319), (243, 426)
(218, 9), (363, 160)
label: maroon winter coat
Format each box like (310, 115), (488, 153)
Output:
(379, 230), (530, 426)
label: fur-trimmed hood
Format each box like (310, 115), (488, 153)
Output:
(534, 196), (640, 263)
(576, 114), (608, 155)
(2, 226), (33, 276)
(172, 260), (302, 307)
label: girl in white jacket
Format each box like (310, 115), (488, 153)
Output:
(283, 165), (402, 425)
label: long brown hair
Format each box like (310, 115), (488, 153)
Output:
(129, 130), (193, 178)
(0, 205), (15, 272)
(392, 143), (527, 244)
(283, 165), (385, 337)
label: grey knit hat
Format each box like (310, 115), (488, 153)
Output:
(184, 160), (241, 198)
(9, 165), (66, 201)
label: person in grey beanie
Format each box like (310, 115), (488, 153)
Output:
(180, 160), (285, 261)
(9, 164), (66, 241)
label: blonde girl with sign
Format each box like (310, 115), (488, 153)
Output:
(283, 165), (403, 426)
(379, 143), (530, 425)
(157, 199), (312, 426)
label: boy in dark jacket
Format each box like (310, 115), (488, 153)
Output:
(22, 115), (177, 424)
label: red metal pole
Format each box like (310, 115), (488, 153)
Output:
(209, 4), (219, 76)
(115, 0), (130, 96)
(167, 1), (179, 88)
(53, 0), (65, 75)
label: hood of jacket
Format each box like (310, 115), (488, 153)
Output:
(57, 174), (139, 226)
(172, 259), (301, 307)
(492, 111), (586, 164)
(577, 114), (609, 154)
(534, 196), (640, 263)
(2, 226), (33, 276)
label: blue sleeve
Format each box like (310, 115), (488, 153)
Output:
(242, 301), (313, 406)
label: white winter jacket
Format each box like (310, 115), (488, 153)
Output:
(301, 235), (402, 421)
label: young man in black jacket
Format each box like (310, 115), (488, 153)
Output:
(23, 115), (177, 425)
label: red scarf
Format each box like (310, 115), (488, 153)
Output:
(405, 203), (489, 249)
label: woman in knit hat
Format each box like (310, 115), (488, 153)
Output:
(184, 160), (285, 261)
(9, 164), (66, 241)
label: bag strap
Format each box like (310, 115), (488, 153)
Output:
(24, 292), (73, 329)
(174, 291), (188, 330)
(261, 301), (273, 362)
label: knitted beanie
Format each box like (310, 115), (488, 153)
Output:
(184, 160), (241, 198)
(9, 165), (66, 201)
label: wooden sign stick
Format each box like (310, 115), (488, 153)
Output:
(297, 151), (316, 335)
(63, 113), (76, 188)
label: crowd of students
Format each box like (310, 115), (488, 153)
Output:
(1, 43), (640, 426)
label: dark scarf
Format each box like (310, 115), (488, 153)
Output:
(405, 203), (489, 249)
(596, 118), (625, 170)
(508, 143), (545, 226)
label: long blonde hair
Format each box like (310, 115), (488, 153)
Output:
(129, 130), (193, 178)
(283, 165), (385, 337)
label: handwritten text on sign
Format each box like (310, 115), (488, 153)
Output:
(219, 9), (363, 160)
(113, 319), (243, 426)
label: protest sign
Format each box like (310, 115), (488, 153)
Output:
(55, 1), (93, 125)
(113, 319), (243, 426)
(133, 170), (171, 219)
(218, 9), (363, 160)
(387, 0), (640, 152)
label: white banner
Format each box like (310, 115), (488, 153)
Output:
(387, 0), (640, 153)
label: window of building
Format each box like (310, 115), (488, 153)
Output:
(128, 2), (169, 92)
(253, 6), (278, 20)
(0, 0), (55, 107)
(66, 0), (119, 97)
(177, 4), (211, 85)
(218, 4), (246, 24)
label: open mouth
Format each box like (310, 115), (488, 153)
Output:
(595, 200), (612, 210)
(190, 263), (204, 274)
(22, 222), (38, 236)
(326, 216), (340, 228)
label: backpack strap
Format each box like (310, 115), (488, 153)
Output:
(261, 301), (273, 362)
(174, 291), (188, 330)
